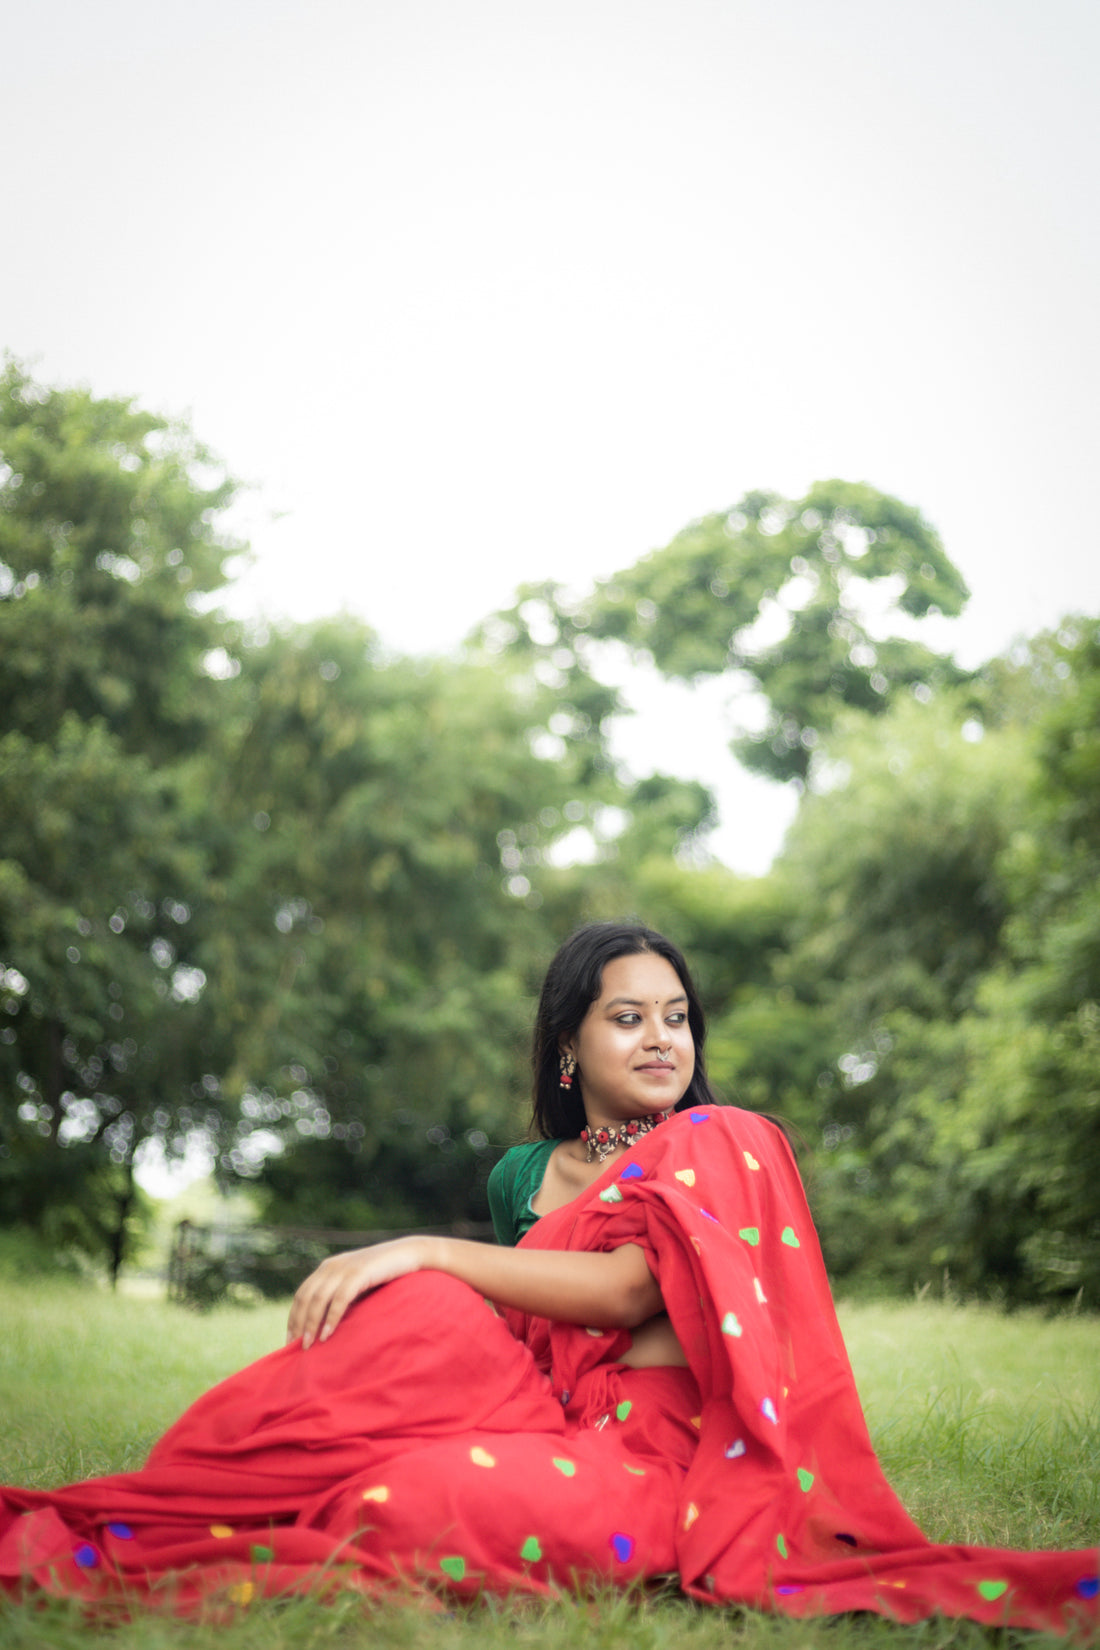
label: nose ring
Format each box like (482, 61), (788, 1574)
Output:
(656, 1048), (671, 1063)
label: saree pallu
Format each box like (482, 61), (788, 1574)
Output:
(1, 1106), (1096, 1634)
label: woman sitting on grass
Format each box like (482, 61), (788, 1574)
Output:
(1, 922), (1096, 1633)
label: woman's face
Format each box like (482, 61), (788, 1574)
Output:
(564, 952), (695, 1126)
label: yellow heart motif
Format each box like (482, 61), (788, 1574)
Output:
(683, 1502), (700, 1530)
(674, 1168), (696, 1186)
(470, 1447), (496, 1468)
(743, 1151), (760, 1170)
(361, 1485), (390, 1503)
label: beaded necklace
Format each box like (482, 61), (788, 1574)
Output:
(580, 1108), (673, 1165)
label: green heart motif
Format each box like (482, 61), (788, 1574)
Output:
(520, 1536), (542, 1562)
(552, 1457), (576, 1477)
(599, 1185), (624, 1204)
(616, 1399), (632, 1421)
(721, 1311), (743, 1337)
(623, 1464), (646, 1475)
(978, 1580), (1008, 1601)
(781, 1227), (800, 1247)
(440, 1555), (466, 1581)
(776, 1533), (789, 1559)
(738, 1226), (760, 1246)
(250, 1543), (274, 1564)
(797, 1469), (814, 1493)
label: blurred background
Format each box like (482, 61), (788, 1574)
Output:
(2, 0), (1098, 1306)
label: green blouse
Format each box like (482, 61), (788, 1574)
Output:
(487, 1138), (562, 1247)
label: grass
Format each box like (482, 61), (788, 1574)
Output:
(0, 1278), (1096, 1649)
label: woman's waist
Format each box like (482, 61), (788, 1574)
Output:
(564, 1363), (701, 1470)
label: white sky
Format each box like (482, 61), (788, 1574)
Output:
(5, 0), (1099, 873)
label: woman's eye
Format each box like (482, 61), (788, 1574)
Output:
(616, 1013), (641, 1026)
(667, 1013), (686, 1025)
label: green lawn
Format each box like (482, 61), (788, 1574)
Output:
(0, 1279), (1096, 1649)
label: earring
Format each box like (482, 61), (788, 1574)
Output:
(559, 1053), (577, 1089)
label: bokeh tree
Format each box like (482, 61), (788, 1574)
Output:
(0, 359), (240, 1277)
(484, 483), (971, 785)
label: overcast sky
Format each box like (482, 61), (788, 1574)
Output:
(6, 0), (1098, 871)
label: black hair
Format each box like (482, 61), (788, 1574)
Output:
(531, 921), (723, 1139)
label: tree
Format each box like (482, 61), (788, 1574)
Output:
(206, 618), (619, 1228)
(944, 619), (1100, 1300)
(0, 360), (240, 1278)
(487, 483), (971, 785)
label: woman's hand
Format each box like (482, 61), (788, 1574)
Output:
(287, 1236), (430, 1348)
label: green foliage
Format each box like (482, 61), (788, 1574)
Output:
(0, 360), (240, 1278)
(754, 631), (1100, 1303)
(204, 619), (601, 1227)
(2, 356), (1095, 1308)
(486, 483), (970, 783)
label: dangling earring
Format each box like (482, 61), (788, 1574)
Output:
(559, 1052), (577, 1090)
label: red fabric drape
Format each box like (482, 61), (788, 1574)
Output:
(1, 1106), (1096, 1633)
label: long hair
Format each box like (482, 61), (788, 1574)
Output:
(531, 921), (723, 1139)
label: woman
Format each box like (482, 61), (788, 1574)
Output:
(1, 923), (1096, 1631)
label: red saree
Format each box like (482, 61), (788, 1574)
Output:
(1, 1106), (1096, 1632)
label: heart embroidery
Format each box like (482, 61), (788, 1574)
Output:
(674, 1168), (696, 1186)
(611, 1532), (635, 1562)
(721, 1311), (743, 1337)
(724, 1438), (746, 1459)
(599, 1184), (623, 1204)
(439, 1555), (466, 1581)
(469, 1447), (495, 1468)
(520, 1536), (542, 1562)
(619, 1161), (643, 1180)
(743, 1151), (760, 1170)
(360, 1486), (389, 1504)
(978, 1580), (1008, 1601)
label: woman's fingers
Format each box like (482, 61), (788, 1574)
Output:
(287, 1251), (373, 1348)
(286, 1238), (426, 1348)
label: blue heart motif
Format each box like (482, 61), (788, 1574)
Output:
(611, 1532), (635, 1563)
(1077, 1577), (1099, 1600)
(619, 1161), (643, 1180)
(689, 1111), (709, 1123)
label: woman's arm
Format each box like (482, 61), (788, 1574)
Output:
(286, 1235), (662, 1349)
